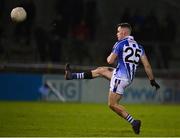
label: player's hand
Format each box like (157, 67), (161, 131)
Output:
(150, 80), (160, 90)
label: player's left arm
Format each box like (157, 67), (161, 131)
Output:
(140, 54), (160, 90)
(107, 53), (117, 64)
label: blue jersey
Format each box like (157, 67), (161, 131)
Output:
(112, 36), (145, 81)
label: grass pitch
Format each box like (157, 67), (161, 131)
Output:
(0, 101), (180, 137)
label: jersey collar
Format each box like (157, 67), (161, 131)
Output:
(119, 36), (134, 42)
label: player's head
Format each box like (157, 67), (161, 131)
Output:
(116, 23), (132, 40)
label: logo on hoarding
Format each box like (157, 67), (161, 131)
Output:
(42, 75), (81, 102)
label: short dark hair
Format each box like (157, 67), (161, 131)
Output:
(117, 22), (132, 32)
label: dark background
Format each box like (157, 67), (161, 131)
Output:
(0, 0), (180, 70)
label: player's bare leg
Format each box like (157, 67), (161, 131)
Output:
(65, 63), (114, 80)
(91, 67), (114, 80)
(108, 92), (141, 134)
(108, 92), (128, 117)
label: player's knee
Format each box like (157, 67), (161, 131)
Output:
(108, 102), (124, 113)
(96, 67), (106, 75)
(108, 102), (116, 111)
(96, 67), (103, 72)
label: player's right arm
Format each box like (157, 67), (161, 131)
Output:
(140, 54), (160, 90)
(107, 53), (117, 64)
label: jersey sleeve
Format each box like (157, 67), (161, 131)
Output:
(112, 42), (122, 55)
(139, 45), (145, 56)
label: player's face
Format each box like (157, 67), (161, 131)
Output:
(116, 27), (128, 40)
